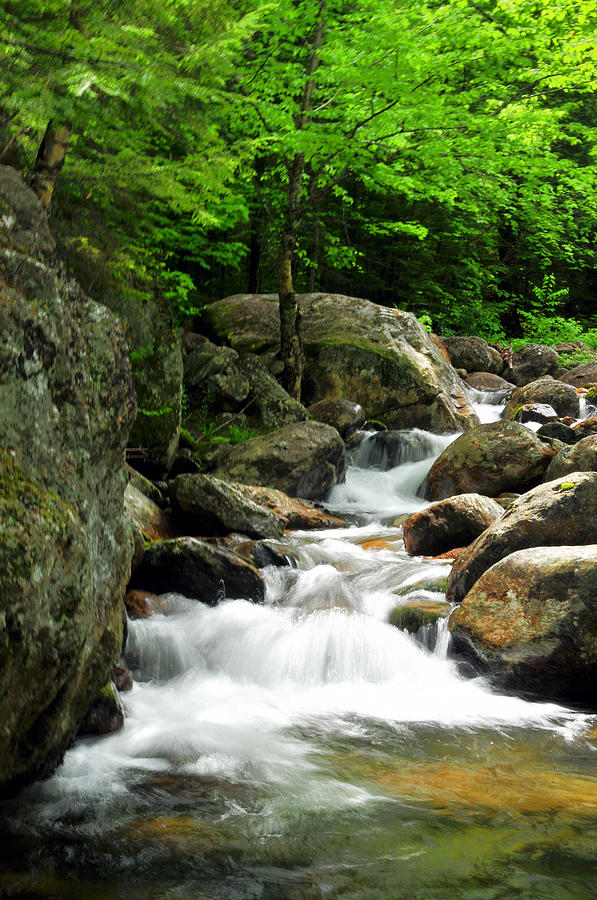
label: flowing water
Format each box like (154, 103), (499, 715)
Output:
(2, 394), (597, 899)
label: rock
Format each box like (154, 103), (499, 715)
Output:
(228, 540), (295, 568)
(502, 376), (579, 420)
(403, 494), (503, 557)
(573, 416), (597, 439)
(124, 589), (165, 619)
(465, 372), (514, 391)
(126, 465), (166, 507)
(514, 403), (559, 426)
(199, 293), (479, 432)
(0, 167), (136, 797)
(112, 657), (134, 692)
(236, 353), (308, 429)
(560, 362), (597, 388)
(422, 422), (558, 501)
(441, 336), (503, 375)
(543, 436), (597, 480)
(77, 683), (124, 736)
(184, 341), (250, 408)
(208, 421), (346, 501)
(536, 422), (578, 444)
(130, 537), (265, 604)
(352, 429), (441, 470)
(170, 473), (285, 539)
(237, 484), (346, 531)
(503, 343), (560, 386)
(389, 601), (450, 633)
(125, 482), (176, 542)
(446, 471), (597, 603)
(449, 545), (597, 706)
(307, 398), (366, 438)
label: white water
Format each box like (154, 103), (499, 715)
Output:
(27, 388), (590, 826)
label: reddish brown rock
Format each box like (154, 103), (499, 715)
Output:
(403, 494), (503, 557)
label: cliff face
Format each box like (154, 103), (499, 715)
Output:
(0, 166), (137, 797)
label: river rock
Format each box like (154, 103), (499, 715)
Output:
(0, 166), (136, 797)
(536, 422), (578, 444)
(543, 436), (597, 480)
(77, 683), (124, 736)
(237, 485), (346, 531)
(560, 362), (597, 388)
(170, 473), (285, 539)
(465, 372), (514, 391)
(441, 336), (503, 375)
(125, 482), (176, 542)
(449, 545), (597, 706)
(353, 430), (441, 470)
(446, 471), (597, 603)
(573, 416), (597, 440)
(199, 293), (479, 432)
(502, 376), (579, 420)
(130, 537), (265, 604)
(208, 421), (346, 501)
(403, 494), (503, 557)
(515, 403), (559, 426)
(503, 344), (560, 386)
(307, 398), (366, 438)
(422, 422), (558, 501)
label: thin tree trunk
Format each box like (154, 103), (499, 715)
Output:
(30, 120), (72, 211)
(278, 4), (325, 401)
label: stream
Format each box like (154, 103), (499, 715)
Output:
(1, 391), (597, 899)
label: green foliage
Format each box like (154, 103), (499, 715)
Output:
(227, 425), (258, 444)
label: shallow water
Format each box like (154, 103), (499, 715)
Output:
(2, 394), (597, 899)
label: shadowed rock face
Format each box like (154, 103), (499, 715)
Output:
(0, 166), (136, 797)
(446, 471), (597, 603)
(449, 545), (597, 707)
(200, 293), (479, 433)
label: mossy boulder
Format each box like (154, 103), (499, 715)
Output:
(0, 168), (136, 797)
(200, 293), (479, 433)
(502, 376), (579, 421)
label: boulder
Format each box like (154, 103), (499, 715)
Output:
(184, 341), (250, 408)
(236, 485), (346, 531)
(422, 422), (558, 501)
(573, 416), (597, 440)
(236, 353), (308, 430)
(124, 482), (176, 542)
(208, 421), (346, 501)
(77, 683), (124, 736)
(465, 372), (514, 391)
(307, 398), (366, 438)
(503, 344), (560, 386)
(536, 422), (578, 444)
(130, 537), (265, 604)
(199, 293), (479, 432)
(170, 473), (285, 539)
(449, 545), (597, 706)
(0, 166), (136, 797)
(446, 471), (597, 603)
(543, 436), (597, 481)
(124, 589), (165, 619)
(353, 429), (442, 470)
(502, 376), (579, 420)
(403, 494), (503, 557)
(514, 403), (558, 426)
(560, 362), (597, 388)
(389, 601), (451, 633)
(441, 336), (503, 375)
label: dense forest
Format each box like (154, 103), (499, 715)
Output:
(2, 0), (596, 343)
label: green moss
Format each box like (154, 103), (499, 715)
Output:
(388, 606), (443, 633)
(559, 481), (575, 490)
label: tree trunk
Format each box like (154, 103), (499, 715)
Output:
(277, 4), (325, 401)
(30, 120), (72, 211)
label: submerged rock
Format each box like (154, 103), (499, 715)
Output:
(0, 166), (136, 797)
(446, 471), (597, 603)
(449, 545), (597, 707)
(200, 293), (479, 432)
(422, 422), (558, 501)
(403, 494), (503, 557)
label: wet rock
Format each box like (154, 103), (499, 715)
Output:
(536, 422), (578, 444)
(515, 403), (559, 426)
(572, 416), (597, 440)
(124, 589), (164, 619)
(446, 471), (597, 603)
(560, 362), (597, 388)
(112, 657), (134, 692)
(353, 429), (441, 470)
(208, 421), (346, 501)
(170, 473), (285, 539)
(0, 167), (136, 797)
(503, 343), (560, 386)
(125, 482), (176, 542)
(502, 376), (579, 420)
(403, 494), (503, 557)
(441, 336), (503, 375)
(389, 601), (450, 633)
(199, 293), (479, 432)
(237, 484), (346, 531)
(465, 372), (514, 392)
(77, 683), (124, 736)
(307, 398), (366, 438)
(130, 537), (265, 605)
(543, 436), (597, 481)
(449, 545), (597, 707)
(422, 422), (558, 501)
(227, 539), (296, 568)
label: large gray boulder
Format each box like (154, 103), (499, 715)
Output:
(403, 494), (503, 557)
(441, 336), (503, 375)
(449, 545), (597, 706)
(422, 422), (558, 501)
(0, 166), (136, 797)
(446, 471), (597, 603)
(560, 362), (597, 388)
(502, 376), (579, 420)
(208, 421), (347, 501)
(503, 343), (560, 386)
(200, 293), (479, 433)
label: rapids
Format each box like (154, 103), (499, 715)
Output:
(2, 390), (597, 899)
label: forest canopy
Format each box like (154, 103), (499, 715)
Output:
(1, 0), (596, 341)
